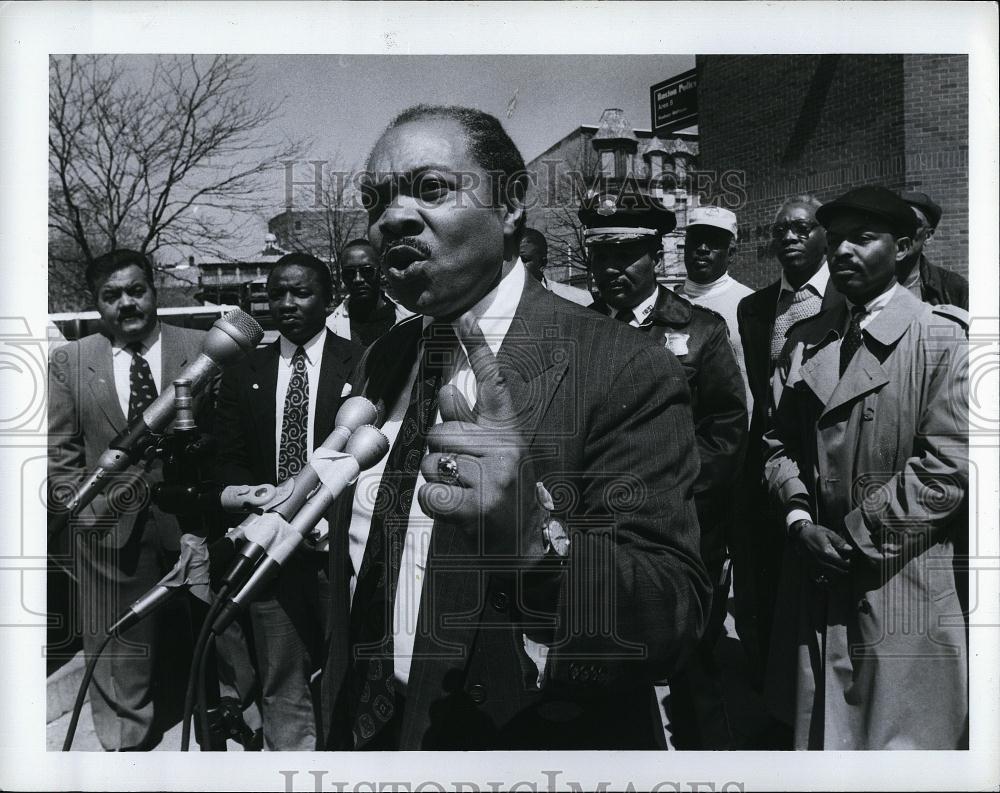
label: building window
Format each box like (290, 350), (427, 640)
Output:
(601, 150), (615, 178)
(294, 220), (302, 231)
(614, 150), (630, 179)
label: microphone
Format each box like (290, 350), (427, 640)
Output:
(215, 396), (379, 588)
(62, 310), (264, 519)
(212, 424), (388, 634)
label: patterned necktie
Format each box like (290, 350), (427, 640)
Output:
(277, 346), (309, 481)
(839, 306), (867, 377)
(348, 320), (456, 749)
(127, 342), (158, 422)
(615, 307), (635, 324)
(770, 285), (823, 364)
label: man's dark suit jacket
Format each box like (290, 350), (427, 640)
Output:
(734, 276), (843, 682)
(47, 322), (209, 548)
(213, 329), (362, 488)
(592, 285), (746, 569)
(321, 276), (711, 750)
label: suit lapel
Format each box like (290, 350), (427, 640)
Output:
(314, 330), (356, 445)
(795, 303), (847, 408)
(359, 316), (423, 412)
(251, 343), (279, 474)
(740, 281), (780, 398)
(495, 277), (571, 446)
(87, 334), (126, 433)
(159, 322), (193, 386)
(822, 348), (890, 417)
(403, 278), (570, 744)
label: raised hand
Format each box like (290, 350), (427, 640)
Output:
(417, 314), (544, 558)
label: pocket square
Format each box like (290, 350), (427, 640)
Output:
(340, 383), (352, 397)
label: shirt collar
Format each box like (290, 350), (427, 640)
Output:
(848, 281), (899, 317)
(111, 322), (161, 356)
(423, 257), (525, 356)
(683, 271), (731, 298)
(627, 287), (659, 325)
(779, 259), (830, 296)
(279, 327), (326, 365)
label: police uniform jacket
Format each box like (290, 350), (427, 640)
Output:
(593, 284), (747, 568)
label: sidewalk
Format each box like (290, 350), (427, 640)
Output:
(46, 651), (246, 752)
(48, 590), (775, 751)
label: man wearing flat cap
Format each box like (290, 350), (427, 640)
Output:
(764, 185), (969, 749)
(897, 190), (969, 309)
(580, 189), (747, 749)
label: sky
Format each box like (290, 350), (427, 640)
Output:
(170, 54), (695, 262)
(254, 54), (694, 167)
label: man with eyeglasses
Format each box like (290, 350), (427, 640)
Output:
(896, 191), (968, 309)
(732, 195), (843, 734)
(327, 239), (409, 347)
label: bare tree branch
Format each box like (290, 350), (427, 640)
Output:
(49, 54), (305, 308)
(540, 141), (602, 277)
(274, 153), (367, 295)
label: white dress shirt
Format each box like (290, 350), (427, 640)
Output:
(850, 281), (898, 331)
(275, 329), (327, 478)
(778, 260), (831, 300)
(614, 288), (658, 327)
(111, 323), (162, 417)
(348, 259), (526, 688)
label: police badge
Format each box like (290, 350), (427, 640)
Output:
(664, 332), (689, 356)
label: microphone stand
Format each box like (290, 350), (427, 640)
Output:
(62, 380), (256, 752)
(153, 381), (229, 752)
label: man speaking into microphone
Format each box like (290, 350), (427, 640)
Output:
(47, 249), (214, 751)
(320, 105), (710, 750)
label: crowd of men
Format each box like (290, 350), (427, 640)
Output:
(48, 104), (970, 752)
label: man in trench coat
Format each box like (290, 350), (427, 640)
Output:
(763, 186), (968, 750)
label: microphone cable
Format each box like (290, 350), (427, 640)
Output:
(61, 631), (115, 751)
(180, 582), (231, 751)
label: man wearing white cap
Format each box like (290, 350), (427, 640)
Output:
(681, 206), (753, 414)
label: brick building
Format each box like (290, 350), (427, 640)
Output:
(694, 54), (969, 288)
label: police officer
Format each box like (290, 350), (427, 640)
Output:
(580, 189), (747, 749)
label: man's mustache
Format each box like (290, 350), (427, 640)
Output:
(381, 237), (432, 262)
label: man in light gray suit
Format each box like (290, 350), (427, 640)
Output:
(48, 250), (210, 750)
